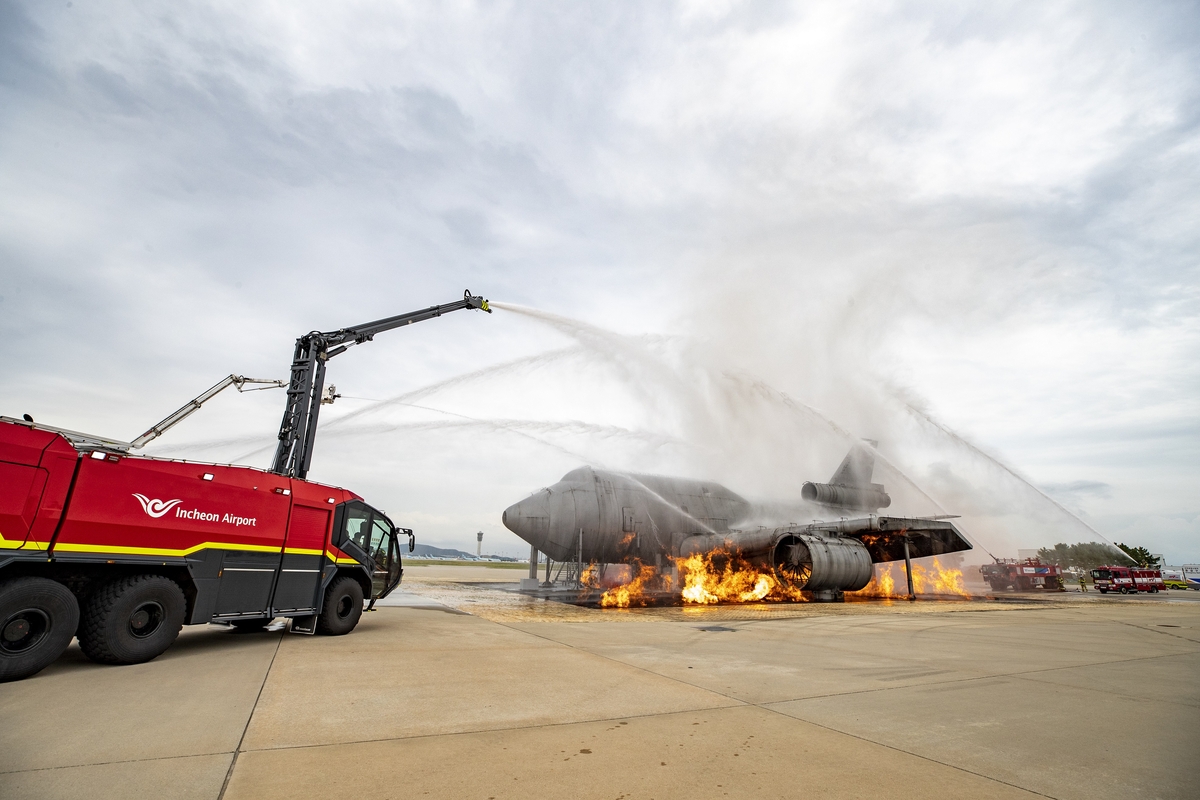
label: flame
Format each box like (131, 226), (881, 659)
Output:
(592, 549), (970, 607)
(674, 550), (806, 604)
(915, 558), (969, 596)
(598, 562), (662, 607)
(851, 559), (970, 598)
(593, 549), (808, 607)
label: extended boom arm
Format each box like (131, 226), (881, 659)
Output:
(131, 374), (286, 449)
(270, 289), (490, 479)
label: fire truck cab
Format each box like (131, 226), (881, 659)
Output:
(1090, 566), (1165, 594)
(0, 418), (409, 682)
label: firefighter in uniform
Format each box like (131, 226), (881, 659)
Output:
(1078, 573), (1088, 592)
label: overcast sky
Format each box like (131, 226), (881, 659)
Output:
(2, 1), (1197, 561)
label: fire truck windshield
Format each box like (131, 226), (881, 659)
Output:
(1092, 569), (1111, 580)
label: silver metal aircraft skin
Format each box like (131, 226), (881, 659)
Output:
(502, 444), (972, 595)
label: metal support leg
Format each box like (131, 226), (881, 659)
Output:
(577, 528), (584, 589)
(903, 536), (915, 601)
(529, 544), (538, 580)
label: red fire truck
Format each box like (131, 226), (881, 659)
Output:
(1090, 566), (1166, 594)
(979, 558), (1064, 591)
(1, 291), (489, 682)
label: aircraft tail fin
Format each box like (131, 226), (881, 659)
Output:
(829, 440), (877, 487)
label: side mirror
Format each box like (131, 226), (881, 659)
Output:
(402, 528), (415, 553)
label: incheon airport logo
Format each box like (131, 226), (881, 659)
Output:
(132, 493), (184, 519)
(132, 493), (259, 527)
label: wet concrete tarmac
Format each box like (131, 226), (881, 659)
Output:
(2, 567), (1197, 799)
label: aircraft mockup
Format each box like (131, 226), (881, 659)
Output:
(502, 443), (972, 597)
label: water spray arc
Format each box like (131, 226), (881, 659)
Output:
(899, 402), (1134, 562)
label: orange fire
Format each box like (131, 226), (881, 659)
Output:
(593, 549), (808, 606)
(852, 558), (970, 598)
(674, 550), (807, 604)
(598, 562), (663, 607)
(916, 558), (969, 596)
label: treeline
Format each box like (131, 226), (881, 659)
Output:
(1035, 542), (1143, 569)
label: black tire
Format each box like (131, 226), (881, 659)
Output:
(316, 577), (363, 636)
(1119, 586), (1129, 594)
(0, 578), (80, 682)
(1098, 588), (1108, 593)
(228, 618), (274, 632)
(78, 575), (185, 665)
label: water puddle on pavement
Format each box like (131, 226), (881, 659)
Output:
(390, 569), (1099, 624)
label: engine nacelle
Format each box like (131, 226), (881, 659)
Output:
(801, 481), (891, 510)
(769, 532), (873, 592)
(678, 529), (873, 593)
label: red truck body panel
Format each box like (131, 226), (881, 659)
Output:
(0, 423), (78, 551)
(0, 418), (377, 624)
(48, 453), (360, 560)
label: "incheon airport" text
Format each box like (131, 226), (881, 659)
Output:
(175, 508), (258, 527)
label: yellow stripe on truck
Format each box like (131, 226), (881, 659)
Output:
(52, 541), (283, 558)
(47, 540), (364, 565)
(0, 532), (50, 551)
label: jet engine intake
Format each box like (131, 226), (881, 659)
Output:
(801, 481), (892, 510)
(771, 533), (873, 592)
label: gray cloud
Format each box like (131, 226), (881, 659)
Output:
(2, 1), (1197, 559)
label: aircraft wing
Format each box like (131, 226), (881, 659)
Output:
(804, 516), (973, 563)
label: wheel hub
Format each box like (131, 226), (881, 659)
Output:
(1, 609), (49, 653)
(128, 601), (164, 638)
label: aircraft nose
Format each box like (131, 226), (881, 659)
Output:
(502, 491), (553, 549)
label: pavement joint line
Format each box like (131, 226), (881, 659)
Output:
(1007, 660), (1200, 710)
(1113, 619), (1200, 644)
(0, 750), (235, 776)
(217, 630), (283, 800)
(231, 704), (754, 755)
(500, 614), (1061, 799)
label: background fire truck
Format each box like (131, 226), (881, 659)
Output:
(980, 558), (1064, 591)
(1090, 566), (1166, 594)
(1, 291), (489, 682)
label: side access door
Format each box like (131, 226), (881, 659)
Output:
(270, 499), (333, 615)
(0, 422), (75, 555)
(334, 501), (407, 601)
